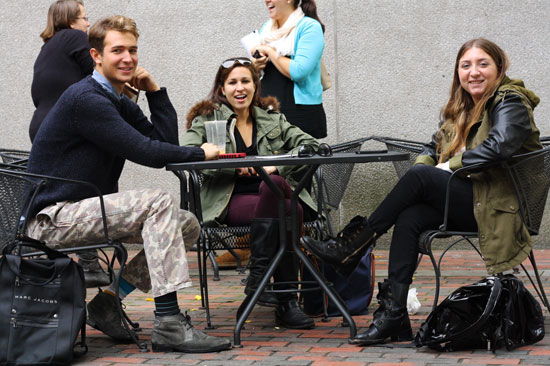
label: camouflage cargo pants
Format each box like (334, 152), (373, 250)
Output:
(25, 188), (200, 297)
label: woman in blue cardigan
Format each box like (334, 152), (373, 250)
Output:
(252, 0), (327, 139)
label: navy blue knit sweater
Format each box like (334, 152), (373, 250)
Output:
(27, 76), (204, 217)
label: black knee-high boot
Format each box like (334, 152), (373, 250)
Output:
(350, 279), (412, 345)
(244, 218), (279, 307)
(274, 250), (315, 329)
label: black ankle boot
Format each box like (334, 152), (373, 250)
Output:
(350, 280), (412, 346)
(244, 218), (279, 307)
(301, 215), (376, 277)
(276, 299), (315, 329)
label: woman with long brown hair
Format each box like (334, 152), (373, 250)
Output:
(182, 57), (319, 329)
(302, 38), (541, 346)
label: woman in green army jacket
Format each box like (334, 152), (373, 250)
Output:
(302, 38), (542, 346)
(182, 57), (320, 329)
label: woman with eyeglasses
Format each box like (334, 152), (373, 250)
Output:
(302, 38), (542, 346)
(30, 0), (92, 142)
(251, 0), (327, 139)
(182, 57), (319, 329)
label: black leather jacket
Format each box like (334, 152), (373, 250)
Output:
(418, 78), (540, 169)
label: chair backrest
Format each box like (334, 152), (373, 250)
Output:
(506, 147), (550, 235)
(0, 149), (30, 167)
(316, 138), (366, 209)
(373, 136), (425, 179)
(0, 169), (37, 251)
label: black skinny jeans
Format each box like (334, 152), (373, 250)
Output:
(368, 164), (478, 284)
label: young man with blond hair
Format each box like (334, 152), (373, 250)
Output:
(25, 15), (230, 353)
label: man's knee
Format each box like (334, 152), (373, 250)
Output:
(148, 189), (177, 209)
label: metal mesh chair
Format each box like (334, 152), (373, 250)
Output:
(0, 149), (30, 166)
(372, 136), (426, 178)
(421, 147), (550, 311)
(0, 168), (148, 351)
(0, 170), (30, 251)
(312, 138), (370, 236)
(373, 136), (550, 312)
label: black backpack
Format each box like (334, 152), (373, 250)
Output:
(415, 274), (545, 352)
(0, 243), (87, 365)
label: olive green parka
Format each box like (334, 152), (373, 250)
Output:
(181, 99), (319, 226)
(415, 77), (541, 274)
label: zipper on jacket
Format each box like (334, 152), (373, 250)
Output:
(497, 90), (510, 107)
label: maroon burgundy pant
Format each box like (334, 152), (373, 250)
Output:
(225, 174), (304, 228)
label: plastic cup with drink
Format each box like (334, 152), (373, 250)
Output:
(204, 120), (227, 154)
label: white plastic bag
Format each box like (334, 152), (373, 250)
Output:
(407, 288), (421, 315)
(240, 31), (261, 58)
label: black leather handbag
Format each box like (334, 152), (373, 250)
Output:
(415, 275), (545, 352)
(0, 243), (87, 365)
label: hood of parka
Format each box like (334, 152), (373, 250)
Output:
(185, 96), (280, 129)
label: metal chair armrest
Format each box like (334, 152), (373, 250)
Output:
(439, 161), (500, 231)
(0, 168), (112, 243)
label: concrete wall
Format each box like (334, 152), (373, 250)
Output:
(1, 0), (549, 246)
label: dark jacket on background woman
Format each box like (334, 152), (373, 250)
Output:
(30, 28), (94, 141)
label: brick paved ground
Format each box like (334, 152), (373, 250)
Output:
(76, 249), (550, 365)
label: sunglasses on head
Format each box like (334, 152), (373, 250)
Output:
(221, 57), (252, 69)
(297, 143), (333, 158)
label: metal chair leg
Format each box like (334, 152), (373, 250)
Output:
(427, 247), (441, 311)
(201, 236), (214, 329)
(522, 251), (550, 312)
(112, 244), (149, 352)
(205, 236), (220, 281)
(196, 238), (206, 309)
